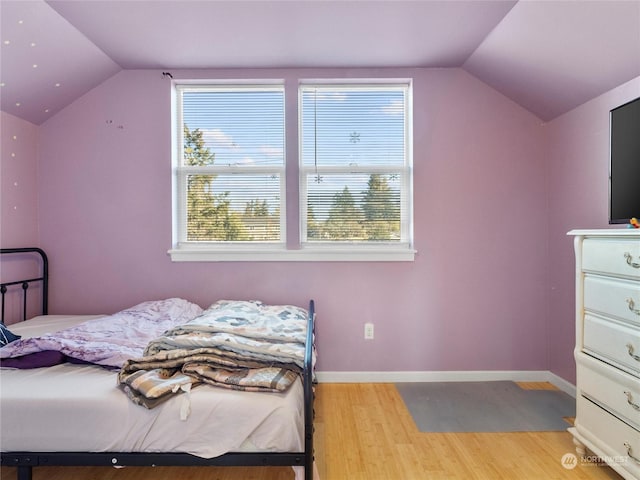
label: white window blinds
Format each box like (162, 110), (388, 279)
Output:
(299, 83), (412, 246)
(176, 85), (285, 244)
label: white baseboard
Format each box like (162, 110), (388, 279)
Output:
(316, 370), (576, 398)
(544, 371), (576, 398)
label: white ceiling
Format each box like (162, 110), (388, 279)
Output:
(1, 0), (639, 125)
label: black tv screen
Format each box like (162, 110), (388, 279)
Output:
(609, 96), (640, 224)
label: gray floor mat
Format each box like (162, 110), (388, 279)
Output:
(395, 381), (575, 432)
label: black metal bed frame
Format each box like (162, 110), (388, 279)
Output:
(0, 248), (48, 324)
(0, 248), (315, 480)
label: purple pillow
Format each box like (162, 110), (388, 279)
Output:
(0, 350), (67, 369)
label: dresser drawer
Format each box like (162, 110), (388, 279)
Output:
(577, 396), (640, 477)
(584, 314), (640, 376)
(585, 276), (640, 326)
(579, 363), (640, 430)
(583, 238), (640, 280)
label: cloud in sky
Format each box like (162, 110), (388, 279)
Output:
(381, 99), (404, 115)
(202, 128), (237, 149)
(260, 145), (284, 158)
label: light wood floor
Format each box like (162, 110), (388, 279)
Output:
(1, 383), (622, 480)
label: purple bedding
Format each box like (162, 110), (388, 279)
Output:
(0, 298), (203, 369)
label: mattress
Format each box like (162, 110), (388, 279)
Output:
(0, 315), (304, 458)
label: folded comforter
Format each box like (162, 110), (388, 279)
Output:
(118, 300), (312, 409)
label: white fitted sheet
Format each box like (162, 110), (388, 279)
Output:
(0, 315), (304, 458)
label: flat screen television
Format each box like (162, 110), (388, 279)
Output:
(609, 96), (640, 224)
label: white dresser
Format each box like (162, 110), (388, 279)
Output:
(569, 230), (640, 480)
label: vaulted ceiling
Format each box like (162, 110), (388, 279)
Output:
(1, 0), (639, 125)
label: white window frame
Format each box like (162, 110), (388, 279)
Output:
(298, 81), (413, 255)
(169, 79), (415, 262)
(170, 82), (288, 260)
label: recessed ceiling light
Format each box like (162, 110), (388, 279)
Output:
(32, 64), (38, 68)
(18, 20), (24, 25)
(0, 83), (5, 87)
(12, 135), (17, 140)
(30, 42), (36, 47)
(3, 40), (10, 45)
(44, 108), (50, 113)
(55, 83), (61, 87)
(15, 102), (21, 106)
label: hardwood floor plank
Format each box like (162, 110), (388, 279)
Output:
(516, 381), (560, 390)
(1, 383), (622, 480)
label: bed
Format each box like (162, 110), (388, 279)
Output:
(0, 248), (316, 480)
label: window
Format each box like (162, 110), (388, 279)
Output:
(300, 83), (412, 249)
(173, 84), (285, 249)
(170, 79), (414, 262)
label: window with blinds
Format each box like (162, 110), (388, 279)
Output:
(171, 79), (414, 261)
(175, 85), (285, 246)
(299, 83), (412, 247)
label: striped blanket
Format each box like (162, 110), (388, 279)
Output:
(118, 300), (311, 410)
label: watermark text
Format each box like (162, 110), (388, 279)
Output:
(561, 452), (629, 469)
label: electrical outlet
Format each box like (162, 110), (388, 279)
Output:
(364, 322), (374, 340)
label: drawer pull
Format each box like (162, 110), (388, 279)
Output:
(624, 391), (640, 410)
(626, 344), (640, 362)
(625, 252), (640, 269)
(627, 298), (640, 316)
(624, 443), (640, 464)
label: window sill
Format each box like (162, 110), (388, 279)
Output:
(168, 247), (416, 262)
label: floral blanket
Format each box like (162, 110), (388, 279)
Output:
(118, 300), (312, 409)
(0, 298), (203, 368)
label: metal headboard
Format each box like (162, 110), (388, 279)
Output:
(0, 247), (48, 324)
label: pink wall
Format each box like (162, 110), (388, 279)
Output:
(35, 67), (549, 374)
(1, 111), (39, 247)
(0, 112), (42, 323)
(4, 66), (637, 379)
(545, 75), (640, 382)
